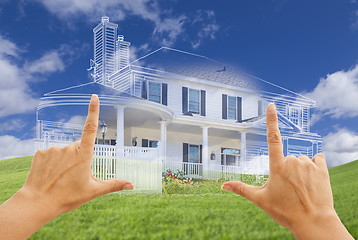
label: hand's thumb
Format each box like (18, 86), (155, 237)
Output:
(221, 181), (259, 203)
(95, 179), (134, 197)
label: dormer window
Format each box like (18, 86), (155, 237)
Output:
(228, 96), (237, 120)
(288, 106), (302, 127)
(222, 94), (242, 121)
(148, 82), (161, 103)
(188, 88), (200, 114)
(140, 76), (168, 106)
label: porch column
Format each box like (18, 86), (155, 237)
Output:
(312, 140), (318, 156)
(116, 105), (126, 156)
(201, 126), (209, 176)
(240, 131), (247, 163)
(159, 121), (168, 162)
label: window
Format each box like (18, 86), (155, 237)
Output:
(149, 140), (158, 148)
(221, 148), (240, 166)
(189, 144), (200, 163)
(142, 139), (158, 148)
(288, 106), (302, 127)
(228, 96), (237, 120)
(188, 88), (200, 114)
(258, 100), (270, 115)
(148, 82), (161, 103)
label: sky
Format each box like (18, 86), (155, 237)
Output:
(0, 0), (358, 167)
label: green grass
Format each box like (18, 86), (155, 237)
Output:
(0, 156), (357, 239)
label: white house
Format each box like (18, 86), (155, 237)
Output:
(34, 17), (322, 190)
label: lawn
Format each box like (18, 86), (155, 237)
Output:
(0, 156), (357, 239)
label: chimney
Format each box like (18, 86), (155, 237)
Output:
(115, 35), (131, 71)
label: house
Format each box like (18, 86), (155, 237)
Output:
(34, 17), (322, 191)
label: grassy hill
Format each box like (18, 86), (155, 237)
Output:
(0, 156), (357, 239)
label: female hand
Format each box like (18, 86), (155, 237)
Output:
(222, 103), (353, 240)
(0, 94), (133, 240)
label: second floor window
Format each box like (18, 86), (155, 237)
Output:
(188, 88), (200, 114)
(148, 82), (161, 104)
(228, 96), (237, 120)
(288, 106), (302, 127)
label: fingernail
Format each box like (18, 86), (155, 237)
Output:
(90, 94), (99, 104)
(221, 184), (232, 192)
(122, 183), (134, 190)
(267, 103), (276, 114)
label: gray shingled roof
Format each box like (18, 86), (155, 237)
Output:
(131, 47), (311, 101)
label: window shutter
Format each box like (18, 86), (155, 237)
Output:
(200, 90), (206, 116)
(258, 100), (263, 116)
(222, 94), (227, 119)
(221, 148), (224, 165)
(183, 143), (189, 162)
(142, 139), (148, 147)
(199, 144), (203, 163)
(182, 87), (188, 113)
(141, 81), (147, 99)
(237, 97), (242, 122)
(162, 83), (168, 106)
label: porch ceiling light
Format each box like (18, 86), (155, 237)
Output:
(99, 121), (107, 144)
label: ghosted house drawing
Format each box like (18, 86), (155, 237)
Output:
(34, 17), (322, 190)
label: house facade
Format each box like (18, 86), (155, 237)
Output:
(34, 17), (322, 186)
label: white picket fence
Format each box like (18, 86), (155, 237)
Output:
(34, 140), (268, 191)
(92, 144), (162, 193)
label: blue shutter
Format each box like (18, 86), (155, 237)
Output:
(141, 81), (147, 99)
(142, 139), (148, 147)
(258, 100), (263, 116)
(183, 143), (188, 162)
(200, 90), (206, 116)
(237, 97), (242, 122)
(162, 83), (168, 106)
(222, 94), (227, 119)
(199, 144), (202, 163)
(182, 87), (188, 113)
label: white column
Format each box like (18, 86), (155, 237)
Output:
(241, 131), (247, 164)
(312, 140), (318, 157)
(201, 126), (209, 176)
(159, 121), (168, 162)
(116, 105), (126, 154)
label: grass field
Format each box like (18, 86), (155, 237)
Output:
(0, 156), (357, 239)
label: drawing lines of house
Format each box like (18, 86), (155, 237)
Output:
(34, 17), (322, 192)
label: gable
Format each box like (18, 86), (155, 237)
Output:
(252, 111), (301, 133)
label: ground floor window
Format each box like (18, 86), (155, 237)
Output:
(95, 138), (116, 145)
(189, 144), (200, 163)
(142, 139), (158, 148)
(221, 148), (240, 166)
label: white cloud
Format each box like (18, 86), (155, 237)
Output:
(0, 135), (34, 160)
(305, 64), (358, 119)
(0, 35), (72, 118)
(322, 128), (358, 167)
(0, 40), (39, 116)
(66, 115), (86, 125)
(0, 35), (19, 57)
(0, 119), (27, 133)
(190, 10), (220, 49)
(25, 50), (65, 74)
(35, 0), (219, 48)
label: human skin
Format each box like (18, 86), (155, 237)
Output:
(0, 94), (134, 240)
(222, 103), (354, 240)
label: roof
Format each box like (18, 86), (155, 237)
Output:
(131, 47), (314, 103)
(44, 82), (140, 99)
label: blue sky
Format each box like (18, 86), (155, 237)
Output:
(0, 0), (358, 167)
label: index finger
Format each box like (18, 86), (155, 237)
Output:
(80, 94), (100, 157)
(266, 103), (284, 170)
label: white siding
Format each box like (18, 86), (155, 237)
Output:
(130, 71), (261, 121)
